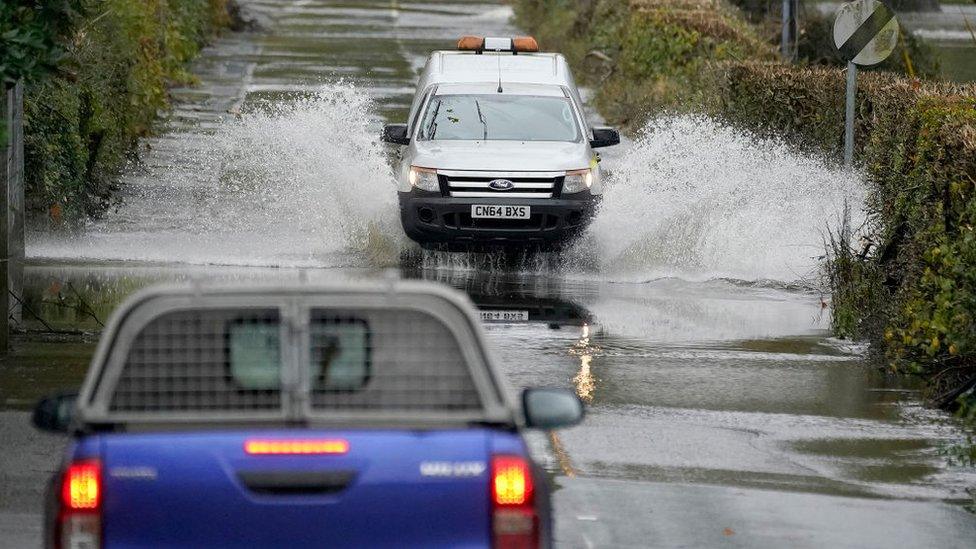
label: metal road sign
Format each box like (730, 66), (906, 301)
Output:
(833, 0), (899, 66)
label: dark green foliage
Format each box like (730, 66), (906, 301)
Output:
(718, 63), (846, 155)
(0, 1), (84, 141)
(0, 1), (83, 86)
(22, 0), (229, 217)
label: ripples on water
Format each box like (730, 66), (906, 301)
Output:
(29, 86), (866, 286)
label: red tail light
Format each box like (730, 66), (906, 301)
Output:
(57, 459), (102, 549)
(63, 462), (101, 510)
(491, 455), (539, 549)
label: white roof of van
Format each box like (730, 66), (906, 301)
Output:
(424, 51), (573, 88)
(434, 82), (567, 96)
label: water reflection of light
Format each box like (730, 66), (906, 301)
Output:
(571, 323), (598, 403)
(573, 354), (594, 403)
(548, 431), (577, 477)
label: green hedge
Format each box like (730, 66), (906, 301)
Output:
(24, 0), (229, 218)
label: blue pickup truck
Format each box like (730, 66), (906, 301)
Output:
(33, 282), (583, 548)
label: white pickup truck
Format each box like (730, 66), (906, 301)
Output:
(383, 36), (619, 252)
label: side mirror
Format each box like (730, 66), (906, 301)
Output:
(382, 124), (410, 145)
(522, 388), (584, 429)
(32, 392), (78, 433)
(590, 127), (620, 148)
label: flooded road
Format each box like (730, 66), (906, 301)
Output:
(3, 1), (976, 547)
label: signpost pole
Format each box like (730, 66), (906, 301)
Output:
(834, 0), (899, 167)
(844, 62), (857, 167)
(781, 0), (794, 59)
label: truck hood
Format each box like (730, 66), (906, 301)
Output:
(411, 140), (591, 172)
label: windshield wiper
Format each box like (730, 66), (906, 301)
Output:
(474, 100), (488, 141)
(424, 101), (442, 139)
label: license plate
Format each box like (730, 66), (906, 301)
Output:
(480, 310), (529, 322)
(471, 205), (530, 219)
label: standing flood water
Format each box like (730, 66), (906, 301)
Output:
(5, 1), (976, 547)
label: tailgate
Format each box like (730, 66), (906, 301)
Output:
(101, 429), (492, 548)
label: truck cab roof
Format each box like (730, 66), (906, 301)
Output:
(423, 51), (576, 88)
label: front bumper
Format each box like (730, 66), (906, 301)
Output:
(399, 191), (599, 250)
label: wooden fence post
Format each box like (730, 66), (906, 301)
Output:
(9, 81), (24, 325)
(1, 80), (26, 352)
(1, 84), (11, 353)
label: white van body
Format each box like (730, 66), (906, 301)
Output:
(383, 38), (619, 251)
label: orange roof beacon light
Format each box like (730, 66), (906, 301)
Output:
(512, 36), (539, 53)
(457, 36), (485, 51)
(456, 36), (539, 54)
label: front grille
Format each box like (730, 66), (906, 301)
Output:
(441, 170), (563, 199)
(444, 212), (559, 230)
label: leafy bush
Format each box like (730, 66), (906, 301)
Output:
(0, 1), (84, 142)
(881, 102), (976, 374)
(0, 1), (82, 86)
(23, 0), (229, 218)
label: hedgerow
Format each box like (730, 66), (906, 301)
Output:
(23, 0), (229, 218)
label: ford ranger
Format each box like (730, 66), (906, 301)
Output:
(383, 36), (620, 251)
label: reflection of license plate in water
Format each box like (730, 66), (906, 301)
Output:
(471, 205), (530, 219)
(480, 310), (529, 322)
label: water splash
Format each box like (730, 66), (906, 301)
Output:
(29, 95), (864, 285)
(28, 83), (404, 268)
(580, 116), (866, 283)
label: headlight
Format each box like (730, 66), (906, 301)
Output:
(408, 166), (439, 192)
(563, 169), (593, 193)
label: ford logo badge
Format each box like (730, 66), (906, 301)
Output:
(488, 179), (515, 191)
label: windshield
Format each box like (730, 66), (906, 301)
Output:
(417, 94), (580, 142)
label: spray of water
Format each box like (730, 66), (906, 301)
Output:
(578, 115), (866, 283)
(29, 85), (864, 285)
(28, 83), (404, 267)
